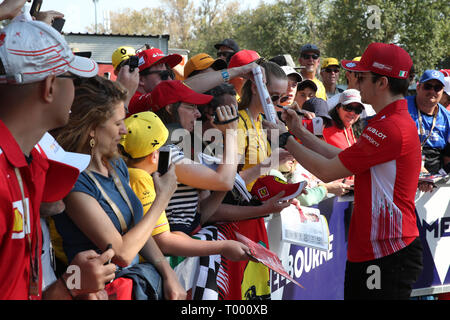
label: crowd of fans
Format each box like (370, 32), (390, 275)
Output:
(0, 1), (449, 301)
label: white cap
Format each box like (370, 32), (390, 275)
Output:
(0, 12), (98, 84)
(339, 89), (364, 107)
(36, 132), (91, 173)
(443, 77), (450, 96)
(281, 65), (303, 82)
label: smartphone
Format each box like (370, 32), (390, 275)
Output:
(52, 18), (65, 33)
(29, 0), (43, 17)
(157, 146), (171, 175)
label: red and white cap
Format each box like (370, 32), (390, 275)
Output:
(250, 175), (306, 202)
(35, 132), (91, 202)
(339, 89), (364, 107)
(340, 43), (412, 79)
(0, 12), (98, 84)
(137, 47), (182, 72)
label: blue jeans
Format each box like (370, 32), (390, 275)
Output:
(116, 263), (163, 300)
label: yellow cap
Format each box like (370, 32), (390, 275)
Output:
(112, 46), (136, 70)
(184, 53), (227, 78)
(352, 56), (361, 62)
(120, 112), (169, 159)
(321, 57), (340, 69)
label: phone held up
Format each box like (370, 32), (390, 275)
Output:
(157, 146), (171, 175)
(30, 0), (65, 32)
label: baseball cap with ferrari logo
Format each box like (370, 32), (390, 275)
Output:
(341, 43), (412, 79)
(137, 47), (182, 72)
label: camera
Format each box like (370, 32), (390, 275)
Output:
(121, 55), (139, 73)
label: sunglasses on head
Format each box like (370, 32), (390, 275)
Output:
(423, 82), (444, 92)
(342, 104), (363, 115)
(301, 53), (319, 60)
(271, 94), (290, 104)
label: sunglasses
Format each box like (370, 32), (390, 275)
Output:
(342, 104), (363, 115)
(271, 94), (290, 104)
(325, 68), (339, 73)
(301, 53), (319, 60)
(423, 83), (444, 92)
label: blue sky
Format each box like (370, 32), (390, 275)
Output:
(30, 0), (267, 33)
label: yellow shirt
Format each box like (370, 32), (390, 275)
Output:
(312, 78), (327, 101)
(128, 167), (170, 236)
(237, 109), (272, 191)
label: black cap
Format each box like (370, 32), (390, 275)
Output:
(270, 55), (290, 67)
(302, 97), (331, 119)
(297, 79), (318, 92)
(300, 44), (320, 56)
(214, 39), (240, 53)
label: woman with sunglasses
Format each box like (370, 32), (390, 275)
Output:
(323, 89), (364, 150)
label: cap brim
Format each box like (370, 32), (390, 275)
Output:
(156, 54), (183, 69)
(341, 59), (369, 72)
(297, 79), (318, 91)
(184, 91), (213, 105)
(42, 160), (79, 202)
(280, 182), (306, 201)
(37, 132), (91, 173)
(69, 55), (99, 78)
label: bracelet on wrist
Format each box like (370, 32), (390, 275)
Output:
(221, 70), (230, 83)
(279, 131), (293, 148)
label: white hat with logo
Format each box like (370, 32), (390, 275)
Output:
(0, 12), (98, 84)
(339, 89), (364, 107)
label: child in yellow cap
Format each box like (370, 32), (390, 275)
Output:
(119, 111), (171, 239)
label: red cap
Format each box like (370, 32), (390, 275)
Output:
(250, 175), (305, 202)
(137, 48), (182, 72)
(149, 80), (213, 112)
(42, 160), (80, 202)
(340, 43), (412, 79)
(228, 50), (260, 69)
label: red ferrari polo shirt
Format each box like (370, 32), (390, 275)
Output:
(338, 99), (421, 262)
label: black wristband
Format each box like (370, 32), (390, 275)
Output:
(279, 132), (293, 148)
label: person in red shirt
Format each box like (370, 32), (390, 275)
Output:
(0, 13), (116, 300)
(323, 89), (364, 150)
(265, 43), (423, 300)
(128, 47), (183, 115)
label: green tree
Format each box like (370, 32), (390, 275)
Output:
(229, 0), (329, 59)
(323, 0), (450, 76)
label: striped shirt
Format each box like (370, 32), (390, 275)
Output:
(339, 99), (421, 262)
(165, 144), (201, 234)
